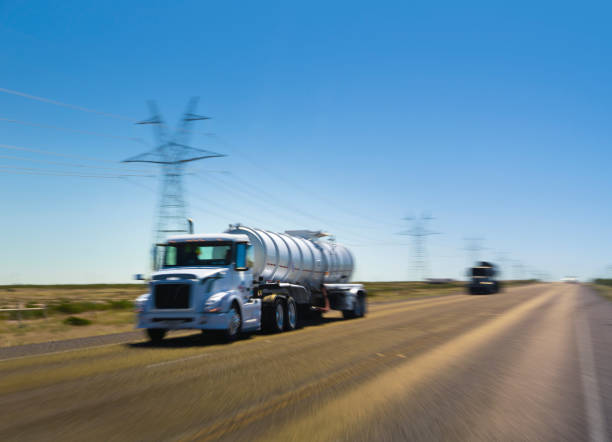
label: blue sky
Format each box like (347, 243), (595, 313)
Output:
(1, 1), (611, 283)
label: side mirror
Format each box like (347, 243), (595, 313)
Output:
(235, 243), (249, 271)
(133, 274), (145, 281)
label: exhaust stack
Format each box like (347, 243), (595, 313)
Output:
(187, 218), (194, 234)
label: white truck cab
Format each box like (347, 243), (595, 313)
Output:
(136, 233), (261, 341)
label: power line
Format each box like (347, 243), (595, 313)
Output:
(0, 167), (153, 179)
(123, 176), (269, 227)
(192, 172), (388, 245)
(198, 134), (404, 230)
(0, 143), (140, 165)
(0, 87), (135, 122)
(0, 153), (154, 173)
(0, 117), (146, 144)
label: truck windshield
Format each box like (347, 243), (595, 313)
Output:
(163, 242), (233, 267)
(471, 267), (490, 277)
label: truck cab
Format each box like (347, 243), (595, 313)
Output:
(136, 233), (261, 341)
(467, 261), (500, 294)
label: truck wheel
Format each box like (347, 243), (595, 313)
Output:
(284, 297), (297, 331)
(224, 304), (242, 341)
(342, 301), (357, 319)
(146, 328), (167, 342)
(343, 295), (366, 319)
(263, 297), (285, 333)
(354, 295), (366, 318)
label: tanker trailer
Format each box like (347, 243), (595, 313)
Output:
(135, 224), (367, 342)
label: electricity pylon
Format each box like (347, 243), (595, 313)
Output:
(398, 214), (438, 281)
(124, 98), (225, 269)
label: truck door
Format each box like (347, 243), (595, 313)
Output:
(236, 243), (260, 330)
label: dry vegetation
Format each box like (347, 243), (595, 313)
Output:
(590, 279), (612, 302)
(0, 280), (538, 347)
(363, 280), (538, 302)
(0, 284), (146, 347)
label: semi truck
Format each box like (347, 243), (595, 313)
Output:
(135, 224), (367, 342)
(467, 261), (500, 294)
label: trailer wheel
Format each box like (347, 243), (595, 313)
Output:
(284, 297), (297, 331)
(354, 295), (366, 318)
(343, 294), (366, 319)
(146, 328), (167, 342)
(342, 301), (356, 319)
(263, 297), (284, 333)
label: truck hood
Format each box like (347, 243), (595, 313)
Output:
(152, 268), (228, 282)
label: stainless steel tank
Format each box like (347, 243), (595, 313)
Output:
(226, 226), (354, 288)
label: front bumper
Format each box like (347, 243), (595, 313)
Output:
(137, 311), (231, 330)
(468, 282), (496, 293)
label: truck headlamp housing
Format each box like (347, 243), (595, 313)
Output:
(204, 294), (225, 313)
(134, 294), (150, 313)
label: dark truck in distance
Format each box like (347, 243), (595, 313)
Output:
(467, 261), (500, 294)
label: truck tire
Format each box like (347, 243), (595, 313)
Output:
(284, 297), (297, 331)
(263, 297), (285, 333)
(224, 304), (242, 341)
(354, 295), (366, 318)
(146, 328), (167, 342)
(343, 294), (366, 319)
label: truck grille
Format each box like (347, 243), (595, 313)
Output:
(154, 284), (191, 309)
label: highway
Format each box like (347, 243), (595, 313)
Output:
(0, 283), (610, 441)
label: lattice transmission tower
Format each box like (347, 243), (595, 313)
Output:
(123, 98), (225, 269)
(399, 214), (438, 281)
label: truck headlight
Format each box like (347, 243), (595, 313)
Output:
(134, 294), (149, 312)
(204, 294), (225, 313)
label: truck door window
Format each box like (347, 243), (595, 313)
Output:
(164, 246), (177, 266)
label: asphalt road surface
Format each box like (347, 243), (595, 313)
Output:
(1, 283), (610, 441)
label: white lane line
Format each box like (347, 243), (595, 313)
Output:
(146, 353), (210, 369)
(575, 314), (608, 442)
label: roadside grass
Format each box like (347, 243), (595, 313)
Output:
(590, 279), (612, 302)
(0, 284), (144, 347)
(363, 279), (539, 303)
(362, 281), (465, 302)
(0, 310), (135, 347)
(63, 316), (93, 326)
(0, 280), (539, 347)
